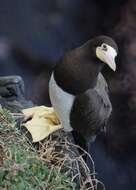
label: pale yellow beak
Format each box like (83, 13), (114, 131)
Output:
(96, 45), (117, 71)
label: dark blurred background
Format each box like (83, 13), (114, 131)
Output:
(0, 0), (136, 189)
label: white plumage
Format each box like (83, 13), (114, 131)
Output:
(49, 73), (75, 132)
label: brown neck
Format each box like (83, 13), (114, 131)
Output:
(54, 47), (104, 95)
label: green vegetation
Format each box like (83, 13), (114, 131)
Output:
(0, 108), (76, 190)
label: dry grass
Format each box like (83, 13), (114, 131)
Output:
(26, 130), (105, 190)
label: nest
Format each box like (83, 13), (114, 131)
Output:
(16, 108), (105, 190)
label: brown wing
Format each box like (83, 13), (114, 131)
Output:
(70, 74), (112, 141)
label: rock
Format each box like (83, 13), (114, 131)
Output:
(0, 75), (33, 112)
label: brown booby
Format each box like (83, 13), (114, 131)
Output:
(49, 36), (118, 144)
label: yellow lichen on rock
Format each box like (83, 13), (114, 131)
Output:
(22, 106), (63, 142)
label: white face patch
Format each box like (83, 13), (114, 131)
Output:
(96, 43), (117, 71)
(49, 74), (75, 132)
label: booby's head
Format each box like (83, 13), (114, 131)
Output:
(89, 36), (118, 71)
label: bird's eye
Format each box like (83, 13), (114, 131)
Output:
(102, 44), (107, 51)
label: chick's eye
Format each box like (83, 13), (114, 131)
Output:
(102, 44), (107, 51)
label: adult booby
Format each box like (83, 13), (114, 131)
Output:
(49, 36), (118, 144)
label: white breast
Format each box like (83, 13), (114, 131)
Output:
(49, 73), (75, 132)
